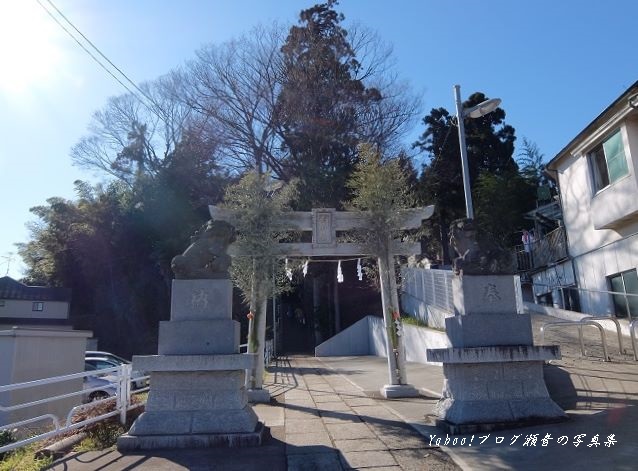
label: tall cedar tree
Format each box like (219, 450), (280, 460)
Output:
(276, 0), (381, 209)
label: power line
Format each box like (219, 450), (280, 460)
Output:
(35, 0), (165, 122)
(43, 0), (162, 112)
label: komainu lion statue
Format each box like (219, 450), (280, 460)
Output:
(171, 220), (236, 279)
(448, 218), (514, 276)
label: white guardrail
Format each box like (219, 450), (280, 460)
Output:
(239, 339), (274, 365)
(0, 364), (149, 455)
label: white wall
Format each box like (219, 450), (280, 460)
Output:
(552, 117), (638, 316)
(315, 315), (450, 366)
(314, 316), (370, 356)
(0, 299), (69, 320)
(0, 328), (91, 426)
(557, 122), (638, 258)
(557, 152), (619, 257)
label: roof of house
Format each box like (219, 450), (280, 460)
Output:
(0, 276), (71, 302)
(547, 80), (638, 170)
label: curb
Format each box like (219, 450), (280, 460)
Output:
(35, 432), (87, 460)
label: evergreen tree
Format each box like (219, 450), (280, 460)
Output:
(275, 0), (382, 209)
(413, 92), (529, 261)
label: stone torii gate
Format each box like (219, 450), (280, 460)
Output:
(210, 204), (435, 398)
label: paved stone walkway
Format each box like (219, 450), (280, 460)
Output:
(48, 313), (638, 470)
(49, 356), (458, 471)
(277, 356), (458, 470)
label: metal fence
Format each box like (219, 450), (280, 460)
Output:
(401, 267), (454, 313)
(514, 226), (568, 272)
(240, 339), (275, 365)
(0, 364), (148, 455)
(531, 281), (638, 321)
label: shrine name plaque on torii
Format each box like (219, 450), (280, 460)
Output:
(209, 204), (434, 398)
(209, 206), (434, 257)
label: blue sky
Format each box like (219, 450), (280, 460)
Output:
(1, 0), (637, 279)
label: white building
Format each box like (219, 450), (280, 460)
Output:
(0, 276), (90, 426)
(541, 80), (638, 319)
(0, 276), (72, 330)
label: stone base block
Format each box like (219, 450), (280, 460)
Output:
(247, 388), (271, 404)
(380, 384), (420, 398)
(150, 370), (245, 391)
(433, 358), (566, 432)
(117, 422), (267, 451)
(445, 313), (533, 347)
(129, 406), (259, 435)
(427, 345), (561, 363)
(435, 396), (567, 435)
(435, 414), (567, 435)
(133, 353), (256, 373)
(146, 386), (248, 411)
(452, 275), (517, 316)
(158, 319), (239, 355)
(170, 279), (233, 321)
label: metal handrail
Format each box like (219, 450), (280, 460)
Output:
(532, 281), (637, 321)
(0, 364), (148, 455)
(630, 319), (638, 361)
(582, 316), (624, 354)
(540, 320), (610, 361)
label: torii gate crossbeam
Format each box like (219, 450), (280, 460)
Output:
(209, 205), (434, 398)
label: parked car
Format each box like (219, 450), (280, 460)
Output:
(84, 356), (149, 390)
(86, 350), (130, 365)
(82, 374), (117, 403)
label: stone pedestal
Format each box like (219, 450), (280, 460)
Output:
(380, 384), (420, 398)
(117, 280), (266, 450)
(426, 275), (565, 434)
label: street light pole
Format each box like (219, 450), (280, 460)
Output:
(453, 85), (502, 221)
(454, 84), (474, 220)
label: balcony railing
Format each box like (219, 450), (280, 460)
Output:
(513, 226), (568, 272)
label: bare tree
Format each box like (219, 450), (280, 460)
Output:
(72, 16), (421, 185)
(71, 78), (191, 185)
(173, 24), (286, 176)
(348, 23), (422, 155)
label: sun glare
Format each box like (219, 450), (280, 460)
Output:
(0, 1), (64, 95)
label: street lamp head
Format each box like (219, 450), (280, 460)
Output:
(463, 98), (502, 119)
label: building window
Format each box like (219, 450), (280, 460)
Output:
(588, 129), (628, 193)
(32, 302), (44, 312)
(608, 269), (638, 319)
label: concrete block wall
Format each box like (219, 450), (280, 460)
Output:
(315, 315), (450, 366)
(0, 328), (91, 426)
(314, 317), (370, 356)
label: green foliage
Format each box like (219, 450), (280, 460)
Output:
(517, 137), (557, 201)
(72, 394), (145, 452)
(0, 430), (15, 460)
(413, 92), (528, 259)
(474, 171), (536, 247)
(276, 0), (382, 209)
(73, 422), (126, 452)
(221, 172), (297, 303)
(19, 129), (230, 357)
(400, 315), (428, 328)
(0, 441), (53, 471)
(347, 144), (415, 257)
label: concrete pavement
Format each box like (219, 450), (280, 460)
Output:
(49, 313), (638, 470)
(49, 356), (456, 470)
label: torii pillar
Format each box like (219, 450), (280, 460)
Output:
(210, 205), (434, 399)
